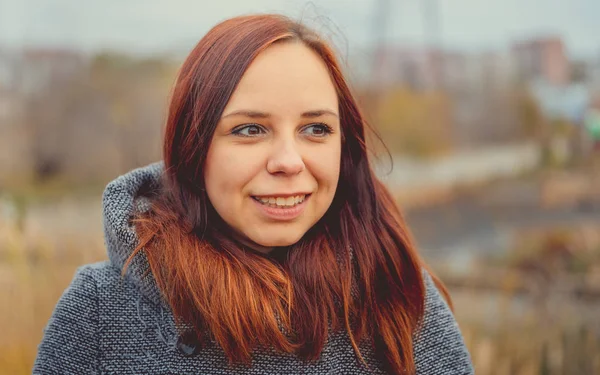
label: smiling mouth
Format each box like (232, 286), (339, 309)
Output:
(251, 194), (311, 208)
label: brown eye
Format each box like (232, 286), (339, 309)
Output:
(302, 123), (332, 137)
(312, 126), (325, 135)
(247, 126), (260, 135)
(232, 124), (265, 137)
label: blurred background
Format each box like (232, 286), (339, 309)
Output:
(1, 0), (600, 374)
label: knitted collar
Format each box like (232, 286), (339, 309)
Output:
(102, 161), (165, 305)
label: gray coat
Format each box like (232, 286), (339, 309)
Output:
(33, 162), (474, 374)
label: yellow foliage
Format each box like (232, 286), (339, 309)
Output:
(373, 88), (454, 157)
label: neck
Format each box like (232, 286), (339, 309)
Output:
(228, 228), (275, 255)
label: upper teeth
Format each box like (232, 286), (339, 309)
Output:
(256, 195), (306, 207)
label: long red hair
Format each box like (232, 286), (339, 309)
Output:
(128, 14), (451, 374)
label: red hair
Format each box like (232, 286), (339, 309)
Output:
(128, 14), (451, 374)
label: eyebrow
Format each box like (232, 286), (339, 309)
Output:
(221, 109), (339, 119)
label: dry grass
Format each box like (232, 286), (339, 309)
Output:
(453, 287), (600, 375)
(0, 214), (106, 375)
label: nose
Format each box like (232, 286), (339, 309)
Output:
(266, 138), (305, 176)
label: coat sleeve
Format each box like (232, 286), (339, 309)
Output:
(413, 270), (475, 375)
(32, 265), (100, 375)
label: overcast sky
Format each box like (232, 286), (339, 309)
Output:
(1, 0), (599, 59)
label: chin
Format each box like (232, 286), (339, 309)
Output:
(254, 231), (305, 248)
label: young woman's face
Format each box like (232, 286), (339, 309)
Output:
(204, 42), (341, 252)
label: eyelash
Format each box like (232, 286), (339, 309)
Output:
(231, 123), (334, 138)
(305, 123), (334, 137)
(231, 124), (265, 137)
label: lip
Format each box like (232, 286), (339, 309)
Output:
(251, 194), (311, 221)
(252, 192), (312, 198)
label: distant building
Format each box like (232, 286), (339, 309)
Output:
(0, 50), (25, 126)
(589, 55), (600, 92)
(362, 44), (524, 147)
(0, 48), (88, 184)
(0, 50), (20, 92)
(370, 45), (439, 90)
(369, 45), (515, 94)
(15, 48), (88, 95)
(442, 50), (515, 93)
(511, 36), (569, 87)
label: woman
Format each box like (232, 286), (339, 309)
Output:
(34, 14), (474, 375)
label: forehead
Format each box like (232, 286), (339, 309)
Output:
(224, 42), (339, 113)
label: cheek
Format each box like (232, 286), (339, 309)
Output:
(204, 144), (262, 209)
(306, 144), (341, 193)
